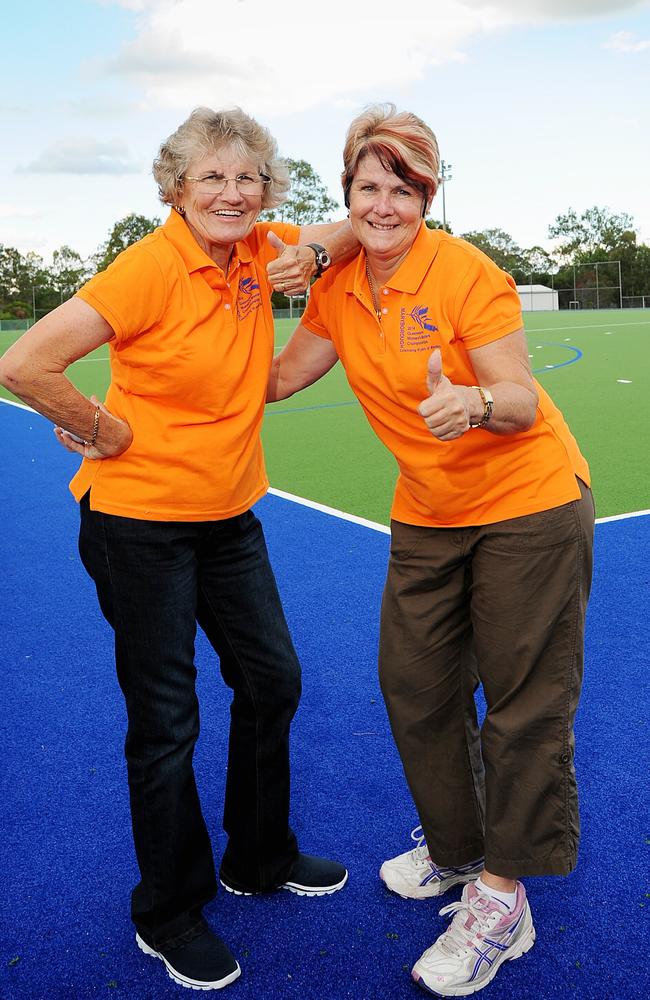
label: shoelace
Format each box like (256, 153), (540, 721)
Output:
(410, 824), (425, 847)
(409, 825), (430, 864)
(408, 825), (485, 875)
(436, 894), (503, 956)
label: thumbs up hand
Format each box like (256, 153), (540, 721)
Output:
(417, 348), (472, 440)
(425, 347), (443, 395)
(266, 230), (287, 257)
(266, 230), (320, 295)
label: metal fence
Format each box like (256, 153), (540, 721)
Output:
(518, 261), (625, 310)
(621, 296), (650, 309)
(0, 319), (32, 332)
(557, 285), (622, 310)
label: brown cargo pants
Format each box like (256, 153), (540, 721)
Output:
(378, 480), (595, 878)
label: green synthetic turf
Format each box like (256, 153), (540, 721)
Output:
(516, 311), (649, 520)
(264, 319), (396, 523)
(1, 311), (648, 521)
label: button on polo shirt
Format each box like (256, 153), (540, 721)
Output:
(302, 223), (589, 528)
(71, 210), (300, 521)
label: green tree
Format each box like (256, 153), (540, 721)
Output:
(0, 301), (31, 320)
(0, 245), (22, 303)
(260, 159), (338, 226)
(460, 228), (529, 279)
(622, 243), (650, 297)
(1, 245), (88, 320)
(548, 206), (636, 259)
(93, 213), (161, 272)
(10, 250), (59, 319)
(523, 245), (556, 275)
(425, 217), (452, 233)
(51, 245), (90, 299)
(517, 245), (560, 288)
(549, 206), (650, 301)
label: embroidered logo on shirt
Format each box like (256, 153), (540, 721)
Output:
(411, 305), (438, 332)
(237, 276), (262, 320)
(399, 305), (438, 352)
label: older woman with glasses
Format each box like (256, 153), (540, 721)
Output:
(0, 106), (357, 992)
(268, 104), (594, 997)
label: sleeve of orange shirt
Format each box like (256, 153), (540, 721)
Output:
(76, 244), (168, 343)
(300, 267), (337, 339)
(453, 251), (523, 351)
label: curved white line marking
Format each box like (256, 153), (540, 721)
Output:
(0, 396), (33, 412)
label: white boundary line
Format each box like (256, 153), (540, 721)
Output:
(595, 508), (650, 524)
(269, 486), (649, 531)
(268, 487), (391, 534)
(0, 397), (33, 412)
(2, 398), (647, 529)
(527, 320), (649, 334)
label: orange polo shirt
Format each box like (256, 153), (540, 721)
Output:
(71, 209), (299, 520)
(303, 223), (590, 527)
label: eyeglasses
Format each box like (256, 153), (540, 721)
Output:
(183, 172), (271, 196)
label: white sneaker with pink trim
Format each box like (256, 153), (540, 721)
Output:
(412, 881), (535, 996)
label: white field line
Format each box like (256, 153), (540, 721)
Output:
(1, 398), (647, 529)
(595, 508), (650, 524)
(0, 397), (33, 412)
(268, 487), (391, 534)
(526, 320), (649, 334)
(269, 486), (648, 531)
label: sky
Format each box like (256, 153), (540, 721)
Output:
(2, 0), (649, 263)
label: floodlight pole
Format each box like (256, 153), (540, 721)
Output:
(440, 160), (452, 232)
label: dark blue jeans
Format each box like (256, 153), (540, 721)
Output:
(78, 494), (301, 948)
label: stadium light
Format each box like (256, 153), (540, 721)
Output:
(440, 160), (453, 232)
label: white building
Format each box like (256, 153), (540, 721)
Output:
(516, 284), (558, 311)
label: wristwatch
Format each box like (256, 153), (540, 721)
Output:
(306, 243), (332, 278)
(469, 386), (494, 428)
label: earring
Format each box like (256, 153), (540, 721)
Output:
(174, 204), (186, 216)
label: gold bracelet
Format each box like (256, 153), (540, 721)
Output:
(87, 404), (101, 447)
(468, 386), (494, 428)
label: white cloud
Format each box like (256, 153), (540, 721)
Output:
(19, 139), (142, 175)
(461, 0), (647, 15)
(99, 0), (512, 114)
(0, 204), (38, 219)
(65, 96), (145, 117)
(96, 0), (148, 8)
(604, 29), (650, 50)
(98, 0), (650, 115)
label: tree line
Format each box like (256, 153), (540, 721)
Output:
(438, 206), (650, 306)
(2, 159), (648, 321)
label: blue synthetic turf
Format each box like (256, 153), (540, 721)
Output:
(1, 403), (648, 1000)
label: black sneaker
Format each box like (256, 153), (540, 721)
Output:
(136, 929), (241, 990)
(220, 852), (348, 897)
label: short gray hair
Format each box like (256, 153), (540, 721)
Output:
(153, 106), (290, 210)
